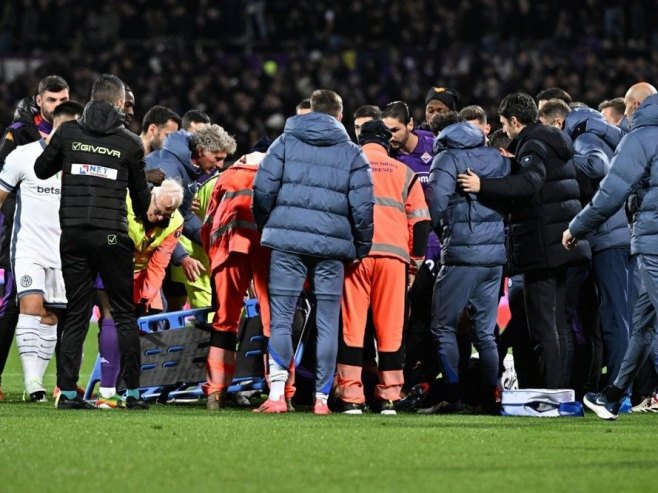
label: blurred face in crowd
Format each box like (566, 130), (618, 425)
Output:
(466, 119), (491, 136)
(538, 114), (564, 129)
(123, 90), (136, 125)
(500, 115), (523, 140)
(600, 107), (622, 126)
(187, 121), (210, 134)
(195, 148), (228, 173)
(147, 193), (177, 224)
(425, 100), (451, 125)
(354, 116), (374, 138)
(36, 89), (69, 123)
(624, 95), (641, 123)
(382, 116), (412, 151)
(150, 119), (180, 151)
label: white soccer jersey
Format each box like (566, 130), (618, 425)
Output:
(0, 140), (62, 268)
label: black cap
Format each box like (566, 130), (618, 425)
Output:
(358, 120), (392, 150)
(425, 86), (460, 110)
(250, 136), (272, 153)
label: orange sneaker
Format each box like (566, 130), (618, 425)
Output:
(253, 397), (287, 413)
(313, 397), (331, 415)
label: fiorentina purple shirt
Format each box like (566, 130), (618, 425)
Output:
(394, 129), (440, 264)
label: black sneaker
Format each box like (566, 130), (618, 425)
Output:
(125, 396), (150, 410)
(380, 400), (397, 416)
(583, 391), (620, 420)
(55, 394), (96, 410)
(396, 382), (430, 412)
(338, 400), (366, 415)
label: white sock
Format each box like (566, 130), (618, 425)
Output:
(268, 358), (288, 400)
(37, 322), (57, 380)
(315, 392), (328, 403)
(16, 314), (43, 394)
(99, 386), (117, 399)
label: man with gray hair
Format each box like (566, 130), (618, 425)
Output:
(146, 124), (237, 308)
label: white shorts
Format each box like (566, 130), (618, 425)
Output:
(14, 260), (67, 308)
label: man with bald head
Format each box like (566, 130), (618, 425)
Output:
(563, 82), (658, 420)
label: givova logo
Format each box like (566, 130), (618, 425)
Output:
(72, 142), (121, 158)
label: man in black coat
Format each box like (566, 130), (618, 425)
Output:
(35, 74), (151, 410)
(458, 92), (590, 389)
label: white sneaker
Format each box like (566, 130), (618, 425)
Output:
(632, 393), (658, 413)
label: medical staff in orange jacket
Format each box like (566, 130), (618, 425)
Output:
(337, 120), (431, 414)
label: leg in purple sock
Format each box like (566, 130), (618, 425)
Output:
(99, 319), (120, 388)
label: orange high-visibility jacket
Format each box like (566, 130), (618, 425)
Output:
(202, 152), (264, 272)
(362, 143), (430, 263)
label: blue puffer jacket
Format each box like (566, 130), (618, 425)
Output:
(564, 109), (630, 252)
(253, 113), (374, 260)
(570, 94), (658, 255)
(426, 122), (510, 266)
(145, 131), (202, 244)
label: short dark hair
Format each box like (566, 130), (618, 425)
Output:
(142, 105), (182, 133)
(382, 101), (411, 125)
(91, 74), (126, 104)
(52, 100), (83, 120)
(38, 75), (68, 94)
(598, 97), (625, 116)
(498, 93), (538, 126)
(538, 99), (571, 121)
(489, 128), (511, 150)
(536, 87), (572, 105)
(353, 104), (381, 120)
(310, 89), (343, 118)
(429, 111), (463, 134)
(458, 105), (487, 124)
(296, 99), (311, 112)
(182, 109), (210, 131)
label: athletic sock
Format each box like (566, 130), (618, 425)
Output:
(315, 392), (328, 403)
(37, 321), (57, 381)
(99, 386), (117, 399)
(16, 314), (43, 394)
(61, 390), (77, 400)
(268, 358), (288, 400)
(98, 319), (120, 388)
(125, 389), (139, 399)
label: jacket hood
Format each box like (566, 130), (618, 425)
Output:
(13, 96), (39, 122)
(433, 122), (485, 153)
(284, 113), (350, 146)
(565, 108), (621, 150)
(523, 123), (574, 161)
(162, 130), (198, 176)
(79, 101), (125, 135)
(631, 93), (658, 130)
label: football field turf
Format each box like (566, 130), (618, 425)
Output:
(1, 328), (656, 493)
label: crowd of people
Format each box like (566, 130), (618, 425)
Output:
(2, 1), (658, 159)
(1, 67), (658, 421)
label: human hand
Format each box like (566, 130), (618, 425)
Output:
(191, 196), (201, 215)
(562, 229), (578, 250)
(181, 256), (206, 282)
(146, 168), (166, 186)
(457, 168), (481, 193)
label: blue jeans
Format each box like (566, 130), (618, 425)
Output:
(267, 250), (344, 395)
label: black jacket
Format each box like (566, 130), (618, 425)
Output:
(479, 123), (591, 273)
(0, 97), (42, 268)
(34, 101), (150, 233)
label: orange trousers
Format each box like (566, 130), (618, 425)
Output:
(338, 256), (406, 403)
(205, 249), (270, 395)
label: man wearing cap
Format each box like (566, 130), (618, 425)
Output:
(424, 86), (460, 129)
(337, 120), (430, 415)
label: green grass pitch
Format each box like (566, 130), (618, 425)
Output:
(1, 326), (656, 493)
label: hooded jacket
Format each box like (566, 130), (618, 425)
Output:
(34, 100), (150, 232)
(145, 130), (203, 244)
(570, 94), (658, 256)
(479, 123), (590, 273)
(253, 112), (374, 260)
(427, 122), (510, 266)
(564, 109), (630, 252)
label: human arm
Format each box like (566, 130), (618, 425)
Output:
(139, 227), (182, 307)
(426, 152), (458, 230)
(127, 142), (151, 220)
(347, 150), (374, 259)
(34, 128), (64, 179)
(252, 136), (285, 230)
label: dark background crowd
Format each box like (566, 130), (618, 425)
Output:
(0, 0), (657, 154)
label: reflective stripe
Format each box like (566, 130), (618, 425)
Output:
(402, 167), (415, 202)
(375, 196), (405, 212)
(406, 209), (431, 219)
(222, 189), (253, 201)
(209, 219), (258, 244)
(369, 242), (410, 261)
